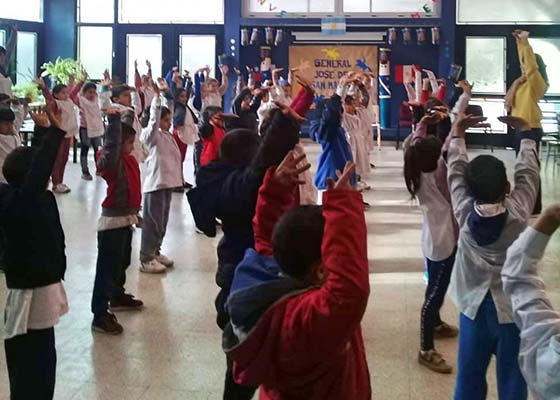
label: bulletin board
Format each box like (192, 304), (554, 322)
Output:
(289, 45), (378, 99)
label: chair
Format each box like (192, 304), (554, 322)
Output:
(397, 102), (413, 150)
(372, 105), (382, 150)
(466, 104), (494, 152)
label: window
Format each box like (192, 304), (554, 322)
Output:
(344, 0), (439, 14)
(468, 98), (507, 134)
(180, 35), (216, 78)
(0, 31), (6, 48)
(466, 37), (506, 94)
(78, 0), (114, 23)
(0, 0), (43, 22)
(78, 27), (113, 80)
(126, 34), (162, 86)
(458, 0), (560, 25)
(16, 32), (37, 84)
(246, 0), (335, 14)
(529, 38), (560, 95)
(119, 0), (223, 24)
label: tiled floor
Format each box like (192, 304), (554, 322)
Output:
(0, 141), (558, 400)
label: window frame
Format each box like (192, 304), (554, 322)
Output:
(465, 36), (507, 96)
(77, 26), (114, 80)
(528, 37), (560, 97)
(15, 31), (38, 85)
(0, 0), (43, 22)
(77, 0), (115, 23)
(242, 0), (440, 18)
(125, 33), (163, 86)
(118, 0), (224, 24)
(179, 35), (217, 79)
(0, 30), (6, 48)
(457, 0), (560, 25)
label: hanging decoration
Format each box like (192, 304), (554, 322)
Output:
(416, 28), (426, 45)
(250, 28), (260, 46)
(387, 28), (397, 46)
(402, 28), (412, 45)
(265, 27), (274, 45)
(241, 29), (249, 47)
(274, 29), (283, 46)
(431, 27), (440, 45)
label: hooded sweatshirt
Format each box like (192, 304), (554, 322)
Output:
(224, 170), (371, 400)
(227, 88), (262, 133)
(447, 132), (540, 323)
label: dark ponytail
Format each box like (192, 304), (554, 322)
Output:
(535, 54), (549, 86)
(403, 136), (443, 198)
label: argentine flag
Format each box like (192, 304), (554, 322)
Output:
(321, 17), (346, 36)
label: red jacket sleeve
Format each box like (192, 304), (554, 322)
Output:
(286, 190), (369, 355)
(253, 167), (297, 257)
(437, 84), (447, 102)
(290, 86), (315, 117)
(420, 89), (429, 105)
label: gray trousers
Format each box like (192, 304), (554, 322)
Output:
(140, 189), (173, 262)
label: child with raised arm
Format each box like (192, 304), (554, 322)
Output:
(187, 103), (304, 399)
(448, 114), (540, 400)
(502, 203), (560, 400)
(138, 91), (183, 274)
(69, 75), (105, 181)
(91, 108), (144, 335)
(170, 71), (198, 190)
(196, 65), (229, 110)
(404, 109), (484, 374)
(312, 75), (356, 194)
(134, 59), (156, 112)
(0, 106), (69, 399)
(37, 77), (80, 194)
(224, 160), (371, 400)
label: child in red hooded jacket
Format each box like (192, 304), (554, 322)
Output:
(223, 154), (371, 400)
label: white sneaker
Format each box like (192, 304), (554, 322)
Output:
(155, 253), (174, 268)
(140, 259), (167, 274)
(356, 181), (371, 192)
(53, 184), (71, 194)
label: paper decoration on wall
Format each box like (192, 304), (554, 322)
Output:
(321, 17), (346, 36)
(395, 64), (422, 83)
(289, 45), (378, 99)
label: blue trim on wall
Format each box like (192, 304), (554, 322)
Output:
(43, 0), (76, 61)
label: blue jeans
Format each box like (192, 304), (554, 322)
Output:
(454, 294), (527, 400)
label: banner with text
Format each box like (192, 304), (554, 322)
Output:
(289, 45), (378, 99)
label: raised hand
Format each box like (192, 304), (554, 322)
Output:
(29, 107), (50, 128)
(273, 101), (306, 124)
(134, 59), (139, 70)
(220, 64), (229, 75)
(146, 59), (152, 69)
(498, 116), (531, 131)
(34, 77), (46, 89)
(104, 107), (122, 116)
(294, 74), (314, 92)
(273, 151), (311, 187)
(456, 80), (474, 95)
(453, 113), (488, 138)
(156, 77), (169, 92)
(326, 162), (356, 192)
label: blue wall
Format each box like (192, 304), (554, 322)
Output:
(43, 0), (76, 61)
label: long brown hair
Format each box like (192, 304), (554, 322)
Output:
(404, 136), (443, 198)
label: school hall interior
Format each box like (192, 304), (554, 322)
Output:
(0, 0), (560, 399)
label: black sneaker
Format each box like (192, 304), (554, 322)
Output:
(81, 172), (93, 181)
(92, 313), (123, 335)
(110, 293), (144, 311)
(183, 181), (193, 190)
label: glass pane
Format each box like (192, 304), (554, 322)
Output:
(180, 36), (216, 78)
(79, 27), (113, 80)
(458, 0), (558, 24)
(120, 0), (223, 23)
(0, 31), (6, 48)
(78, 0), (114, 23)
(0, 0), (43, 21)
(16, 32), (37, 84)
(539, 101), (560, 134)
(372, 0), (436, 13)
(529, 38), (560, 95)
(247, 0), (307, 13)
(344, 0), (370, 13)
(469, 98), (507, 134)
(126, 35), (162, 86)
(310, 0), (336, 12)
(466, 37), (506, 94)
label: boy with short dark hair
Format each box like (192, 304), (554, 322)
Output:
(447, 114), (540, 400)
(223, 158), (371, 399)
(0, 106), (69, 399)
(91, 108), (144, 335)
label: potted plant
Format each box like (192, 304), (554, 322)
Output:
(40, 57), (85, 85)
(11, 82), (40, 103)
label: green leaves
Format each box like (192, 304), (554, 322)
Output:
(40, 57), (85, 84)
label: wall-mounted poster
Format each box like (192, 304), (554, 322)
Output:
(289, 45), (378, 99)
